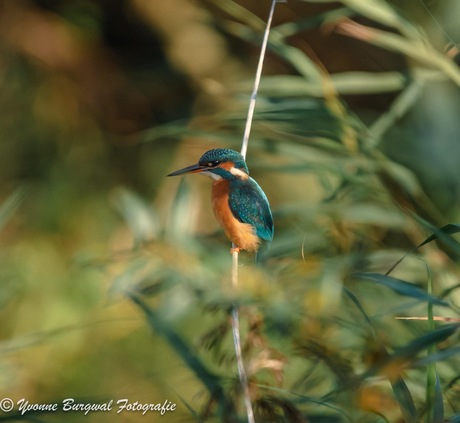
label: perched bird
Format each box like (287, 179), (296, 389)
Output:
(168, 148), (273, 252)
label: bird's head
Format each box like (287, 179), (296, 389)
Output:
(167, 148), (249, 181)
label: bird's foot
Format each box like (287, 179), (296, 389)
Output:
(230, 246), (240, 254)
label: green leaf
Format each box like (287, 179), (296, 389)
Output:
(418, 222), (460, 260)
(335, 19), (460, 86)
(239, 72), (408, 97)
(391, 378), (418, 423)
(363, 324), (459, 373)
(433, 374), (444, 423)
(386, 223), (460, 275)
(339, 0), (417, 37)
(343, 287), (374, 331)
(354, 273), (448, 306)
(111, 187), (159, 244)
(418, 223), (460, 245)
(414, 346), (460, 367)
(392, 324), (459, 363)
(128, 293), (235, 418)
(0, 186), (27, 232)
(274, 7), (353, 39)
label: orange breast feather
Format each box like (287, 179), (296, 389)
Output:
(211, 180), (260, 252)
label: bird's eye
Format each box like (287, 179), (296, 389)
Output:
(206, 161), (220, 167)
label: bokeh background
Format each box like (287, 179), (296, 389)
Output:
(0, 0), (459, 422)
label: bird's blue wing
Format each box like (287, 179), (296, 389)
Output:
(228, 178), (274, 241)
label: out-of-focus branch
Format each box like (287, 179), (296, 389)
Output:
(130, 0), (249, 97)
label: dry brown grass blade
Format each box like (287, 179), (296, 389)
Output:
(335, 19), (460, 86)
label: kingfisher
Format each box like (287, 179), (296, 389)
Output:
(167, 148), (273, 252)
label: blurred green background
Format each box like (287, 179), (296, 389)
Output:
(0, 0), (460, 422)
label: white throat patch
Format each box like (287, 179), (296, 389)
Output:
(201, 171), (222, 181)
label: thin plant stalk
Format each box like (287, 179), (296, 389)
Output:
(230, 1), (281, 422)
(425, 270), (437, 423)
(231, 249), (254, 423)
(240, 0), (279, 160)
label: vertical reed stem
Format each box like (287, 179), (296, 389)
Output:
(231, 247), (254, 423)
(240, 0), (279, 160)
(231, 1), (281, 422)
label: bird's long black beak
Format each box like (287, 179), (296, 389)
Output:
(167, 163), (205, 177)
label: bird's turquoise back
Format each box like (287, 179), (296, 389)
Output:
(228, 177), (274, 242)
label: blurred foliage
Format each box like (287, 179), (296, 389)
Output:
(0, 0), (460, 422)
